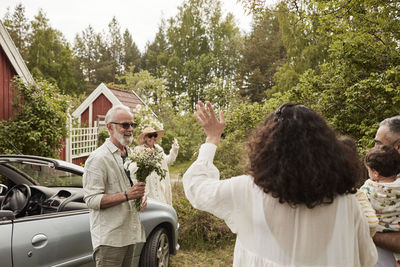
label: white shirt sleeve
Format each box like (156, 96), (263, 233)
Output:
(83, 155), (106, 210)
(182, 143), (240, 232)
(165, 144), (179, 166)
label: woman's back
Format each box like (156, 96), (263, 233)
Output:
(183, 144), (377, 267)
(183, 101), (378, 266)
(233, 175), (376, 266)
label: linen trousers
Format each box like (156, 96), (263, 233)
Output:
(93, 244), (136, 267)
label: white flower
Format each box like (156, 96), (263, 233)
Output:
(128, 161), (138, 174)
(135, 104), (143, 112)
(124, 159), (139, 175)
(123, 159), (132, 170)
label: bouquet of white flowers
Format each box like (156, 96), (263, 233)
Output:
(124, 146), (166, 211)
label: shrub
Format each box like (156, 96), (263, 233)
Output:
(160, 131), (174, 154)
(172, 182), (235, 250)
(0, 78), (70, 157)
(214, 136), (247, 179)
(97, 128), (109, 147)
(165, 112), (204, 163)
(214, 101), (282, 179)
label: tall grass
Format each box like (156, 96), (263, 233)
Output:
(172, 182), (236, 251)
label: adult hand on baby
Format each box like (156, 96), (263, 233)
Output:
(194, 101), (225, 145)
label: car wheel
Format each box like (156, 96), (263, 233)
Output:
(139, 227), (170, 267)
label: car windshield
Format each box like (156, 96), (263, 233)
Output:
(6, 162), (82, 187)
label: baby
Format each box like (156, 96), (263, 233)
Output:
(360, 145), (400, 266)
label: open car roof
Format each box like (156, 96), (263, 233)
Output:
(0, 155), (83, 175)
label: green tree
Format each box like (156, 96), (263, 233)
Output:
(203, 78), (246, 110)
(0, 78), (70, 158)
(238, 0), (270, 14)
(27, 9), (80, 95)
(142, 21), (169, 78)
(2, 4), (30, 59)
(212, 0), (399, 176)
(75, 17), (141, 89)
(91, 35), (113, 86)
(114, 68), (172, 117)
(145, 0), (243, 111)
(210, 12), (243, 82)
(74, 25), (103, 92)
(237, 10), (286, 102)
(272, 1), (330, 93)
(267, 0), (400, 153)
(106, 17), (123, 83)
(122, 29), (141, 72)
(165, 0), (215, 109)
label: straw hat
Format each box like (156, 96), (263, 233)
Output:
(137, 127), (164, 145)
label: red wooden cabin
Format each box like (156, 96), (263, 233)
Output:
(0, 20), (34, 122)
(64, 83), (146, 165)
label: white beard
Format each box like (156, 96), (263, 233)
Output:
(115, 131), (133, 147)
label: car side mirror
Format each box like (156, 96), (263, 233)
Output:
(0, 184), (8, 196)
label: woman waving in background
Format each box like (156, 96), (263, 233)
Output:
(183, 101), (377, 267)
(134, 126), (179, 205)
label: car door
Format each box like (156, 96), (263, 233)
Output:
(0, 218), (13, 267)
(12, 210), (94, 267)
(0, 156), (94, 267)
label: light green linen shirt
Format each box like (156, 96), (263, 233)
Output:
(83, 139), (145, 250)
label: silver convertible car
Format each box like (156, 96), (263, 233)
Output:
(0, 155), (179, 267)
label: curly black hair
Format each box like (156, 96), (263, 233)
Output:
(365, 146), (400, 178)
(246, 103), (361, 209)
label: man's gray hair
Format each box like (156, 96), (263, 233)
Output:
(105, 105), (132, 124)
(380, 115), (400, 135)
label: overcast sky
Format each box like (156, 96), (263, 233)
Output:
(0, 0), (268, 52)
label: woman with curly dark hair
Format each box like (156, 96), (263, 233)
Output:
(183, 101), (377, 266)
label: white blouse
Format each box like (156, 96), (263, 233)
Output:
(183, 143), (378, 267)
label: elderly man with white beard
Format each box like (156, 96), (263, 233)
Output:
(83, 105), (147, 267)
(372, 115), (400, 267)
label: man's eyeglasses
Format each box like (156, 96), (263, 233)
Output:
(110, 122), (137, 129)
(146, 133), (158, 138)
